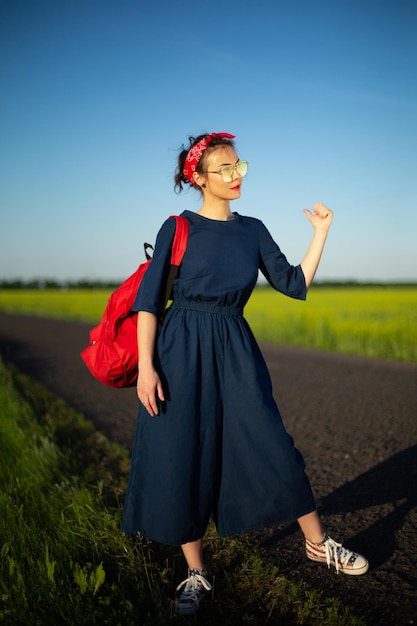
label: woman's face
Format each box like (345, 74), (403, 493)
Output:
(196, 146), (244, 201)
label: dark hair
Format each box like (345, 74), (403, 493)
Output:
(174, 133), (235, 193)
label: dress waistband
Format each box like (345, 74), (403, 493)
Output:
(171, 300), (243, 316)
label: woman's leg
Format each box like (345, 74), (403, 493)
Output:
(176, 537), (211, 616)
(181, 538), (205, 571)
(298, 509), (369, 574)
(297, 509), (325, 542)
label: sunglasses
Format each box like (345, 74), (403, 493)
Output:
(205, 160), (248, 183)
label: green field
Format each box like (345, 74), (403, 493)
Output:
(245, 285), (417, 362)
(1, 285), (416, 362)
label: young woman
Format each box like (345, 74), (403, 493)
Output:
(122, 132), (368, 616)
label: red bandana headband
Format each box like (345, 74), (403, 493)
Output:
(183, 132), (236, 184)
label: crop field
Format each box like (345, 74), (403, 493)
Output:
(245, 286), (417, 362)
(0, 285), (416, 362)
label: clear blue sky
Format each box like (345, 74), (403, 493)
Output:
(1, 0), (416, 282)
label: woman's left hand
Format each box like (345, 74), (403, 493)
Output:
(303, 202), (333, 233)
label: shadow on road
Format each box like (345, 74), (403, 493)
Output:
(319, 444), (417, 568)
(260, 445), (417, 565)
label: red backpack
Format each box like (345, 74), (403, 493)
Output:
(80, 215), (188, 388)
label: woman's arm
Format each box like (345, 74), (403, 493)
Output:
(136, 311), (165, 416)
(301, 202), (334, 289)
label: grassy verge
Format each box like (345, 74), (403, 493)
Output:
(0, 358), (365, 625)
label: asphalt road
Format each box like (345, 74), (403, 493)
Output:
(1, 311), (416, 625)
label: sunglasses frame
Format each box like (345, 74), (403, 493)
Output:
(205, 160), (248, 183)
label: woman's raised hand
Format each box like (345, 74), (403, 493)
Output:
(303, 202), (334, 233)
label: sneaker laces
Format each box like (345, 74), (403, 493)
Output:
(176, 569), (212, 607)
(323, 536), (355, 574)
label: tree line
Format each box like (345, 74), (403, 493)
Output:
(0, 279), (122, 290)
(1, 278), (416, 290)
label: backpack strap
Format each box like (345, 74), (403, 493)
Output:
(169, 215), (189, 266)
(161, 215), (189, 315)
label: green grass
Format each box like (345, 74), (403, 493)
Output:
(0, 357), (365, 625)
(0, 285), (416, 361)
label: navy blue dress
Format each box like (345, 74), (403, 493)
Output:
(121, 210), (316, 545)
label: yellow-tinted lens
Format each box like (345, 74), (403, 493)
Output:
(220, 161), (248, 182)
(220, 165), (234, 182)
(236, 160), (248, 177)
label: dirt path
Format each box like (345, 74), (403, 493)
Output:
(1, 311), (416, 625)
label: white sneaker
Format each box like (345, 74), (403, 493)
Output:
(176, 568), (212, 615)
(306, 535), (369, 575)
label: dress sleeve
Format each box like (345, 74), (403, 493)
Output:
(258, 220), (307, 300)
(131, 217), (177, 314)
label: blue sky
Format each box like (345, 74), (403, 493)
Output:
(1, 0), (416, 282)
